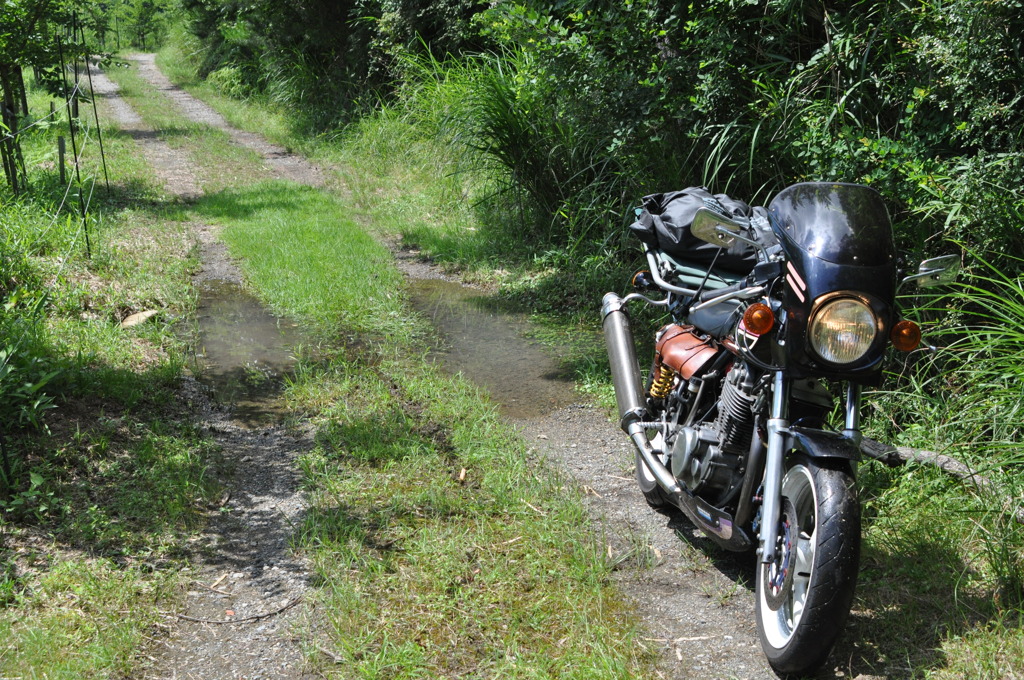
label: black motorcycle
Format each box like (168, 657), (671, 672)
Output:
(602, 182), (957, 676)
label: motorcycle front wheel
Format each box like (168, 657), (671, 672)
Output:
(755, 455), (860, 677)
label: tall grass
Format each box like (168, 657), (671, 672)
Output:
(457, 51), (633, 254)
(897, 252), (1024, 454)
(866, 250), (1024, 609)
(369, 48), (638, 264)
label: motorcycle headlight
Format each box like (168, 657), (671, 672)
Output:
(808, 297), (879, 365)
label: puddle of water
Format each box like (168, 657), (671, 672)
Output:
(192, 279), (311, 425)
(407, 278), (575, 419)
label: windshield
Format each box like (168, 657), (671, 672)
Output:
(768, 183), (894, 266)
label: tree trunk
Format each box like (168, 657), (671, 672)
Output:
(0, 62), (22, 194)
(17, 67), (28, 116)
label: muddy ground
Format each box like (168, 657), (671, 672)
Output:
(91, 55), (884, 679)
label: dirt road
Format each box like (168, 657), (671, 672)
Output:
(92, 54), (879, 680)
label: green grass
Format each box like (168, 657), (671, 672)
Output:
(155, 32), (297, 155)
(839, 252), (1024, 677)
(182, 177), (653, 675)
(0, 559), (177, 678)
(290, 356), (648, 677)
(6, 15), (1020, 680)
(191, 182), (405, 335)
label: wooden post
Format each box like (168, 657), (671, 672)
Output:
(0, 138), (15, 194)
(56, 33), (90, 258)
(16, 67), (28, 116)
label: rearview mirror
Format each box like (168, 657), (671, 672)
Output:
(691, 207), (744, 248)
(902, 254), (960, 289)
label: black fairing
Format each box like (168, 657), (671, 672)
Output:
(768, 183), (897, 383)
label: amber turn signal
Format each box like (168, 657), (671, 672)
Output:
(742, 302), (775, 335)
(890, 319), (921, 351)
(632, 270), (654, 290)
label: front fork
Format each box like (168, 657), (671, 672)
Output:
(759, 376), (862, 563)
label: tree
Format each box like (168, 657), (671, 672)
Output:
(119, 0), (173, 50)
(0, 0), (57, 193)
(83, 2), (113, 49)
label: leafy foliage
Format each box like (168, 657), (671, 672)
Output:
(173, 0), (1024, 264)
(177, 0), (486, 130)
(470, 1), (1022, 262)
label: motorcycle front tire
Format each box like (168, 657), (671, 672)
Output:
(754, 454), (860, 677)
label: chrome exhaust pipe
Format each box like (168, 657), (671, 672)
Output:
(602, 292), (647, 430)
(603, 292), (675, 493)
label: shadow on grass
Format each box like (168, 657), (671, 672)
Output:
(0, 329), (220, 581)
(17, 170), (187, 223)
(837, 459), (1013, 678)
(315, 391), (460, 468)
(117, 124), (210, 143)
(187, 181), (323, 222)
(297, 503), (403, 579)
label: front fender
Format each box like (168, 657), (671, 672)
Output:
(788, 426), (861, 461)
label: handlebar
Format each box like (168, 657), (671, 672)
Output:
(695, 279), (750, 303)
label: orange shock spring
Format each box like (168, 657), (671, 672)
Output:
(649, 365), (676, 400)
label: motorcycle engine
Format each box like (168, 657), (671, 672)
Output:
(651, 326), (756, 507)
(670, 364), (755, 505)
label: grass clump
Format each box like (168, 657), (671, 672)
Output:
(0, 559), (177, 678)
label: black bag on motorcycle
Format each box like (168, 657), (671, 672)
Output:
(628, 187), (758, 274)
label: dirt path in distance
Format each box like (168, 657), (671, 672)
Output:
(129, 53), (327, 189)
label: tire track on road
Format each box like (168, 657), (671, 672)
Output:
(91, 60), (319, 680)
